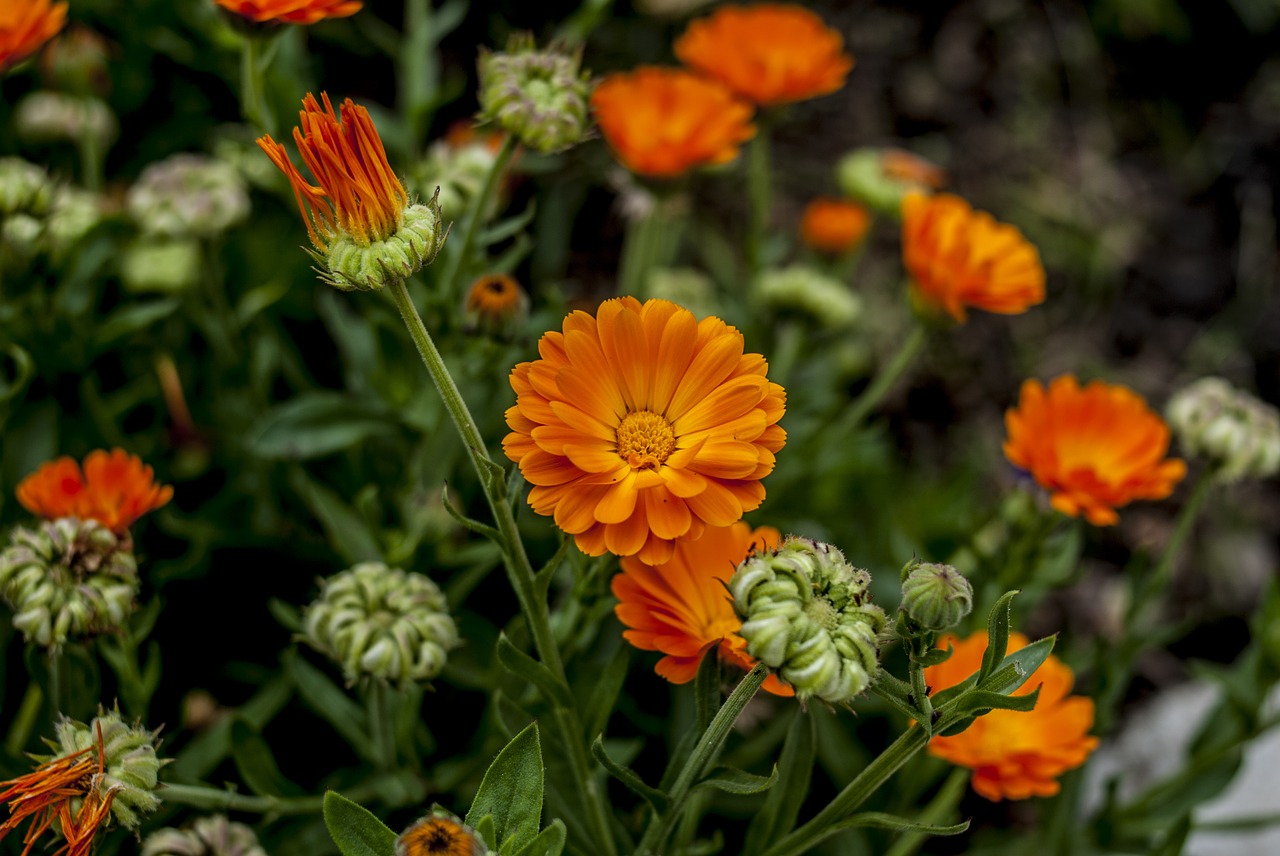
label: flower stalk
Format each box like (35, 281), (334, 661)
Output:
(239, 35), (274, 135)
(845, 322), (927, 428)
(435, 133), (517, 303)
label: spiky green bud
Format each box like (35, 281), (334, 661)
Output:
(899, 561), (973, 631)
(126, 154), (250, 239)
(319, 200), (445, 292)
(477, 35), (592, 153)
(753, 265), (863, 330)
(49, 708), (165, 831)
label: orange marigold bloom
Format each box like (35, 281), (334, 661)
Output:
(466, 274), (525, 320)
(16, 449), (173, 534)
(591, 68), (756, 179)
(0, 738), (115, 856)
(213, 0), (361, 25)
(613, 522), (793, 696)
(257, 92), (407, 251)
(674, 4), (853, 106)
(503, 297), (786, 565)
(0, 0), (66, 73)
(800, 197), (871, 255)
(925, 631), (1099, 801)
(901, 191), (1045, 322)
(1004, 376), (1187, 526)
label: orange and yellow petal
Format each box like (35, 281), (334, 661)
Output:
(16, 449), (172, 533)
(800, 197), (870, 255)
(213, 0), (362, 25)
(0, 0), (66, 73)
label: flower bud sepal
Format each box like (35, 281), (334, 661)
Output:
(312, 191), (449, 292)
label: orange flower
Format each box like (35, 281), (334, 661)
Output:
(674, 4), (853, 106)
(258, 92), (407, 251)
(213, 0), (361, 25)
(901, 191), (1045, 322)
(591, 68), (756, 179)
(1004, 376), (1187, 526)
(881, 149), (946, 190)
(503, 297), (786, 564)
(925, 631), (1098, 801)
(613, 522), (793, 695)
(466, 274), (525, 320)
(0, 736), (116, 856)
(0, 0), (67, 73)
(800, 197), (870, 255)
(16, 449), (173, 534)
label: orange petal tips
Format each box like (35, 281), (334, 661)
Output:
(213, 0), (362, 26)
(16, 448), (172, 533)
(0, 0), (67, 74)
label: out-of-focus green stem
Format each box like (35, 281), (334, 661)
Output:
(1132, 471), (1213, 624)
(399, 0), (435, 154)
(883, 767), (968, 856)
(845, 323), (927, 428)
(367, 681), (397, 770)
(239, 35), (274, 135)
(746, 126), (772, 275)
(163, 782), (371, 814)
(77, 130), (103, 193)
(436, 134), (517, 302)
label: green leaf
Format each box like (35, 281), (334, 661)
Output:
(744, 711), (815, 856)
(474, 814), (498, 850)
(592, 735), (671, 813)
(441, 482), (502, 542)
(230, 717), (304, 797)
(288, 468), (382, 563)
(0, 344), (35, 405)
(832, 811), (970, 836)
(979, 590), (1020, 684)
(932, 635), (1055, 709)
(283, 650), (376, 761)
(92, 299), (180, 348)
(466, 723), (544, 852)
(693, 764), (778, 796)
(582, 637), (630, 739)
(323, 791), (397, 856)
(248, 392), (395, 460)
(495, 633), (573, 708)
(513, 819), (567, 856)
(167, 678), (292, 782)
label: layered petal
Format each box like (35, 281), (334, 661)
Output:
(16, 449), (172, 533)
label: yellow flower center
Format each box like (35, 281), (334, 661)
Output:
(616, 410), (677, 470)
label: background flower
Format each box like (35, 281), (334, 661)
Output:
(0, 0), (67, 73)
(213, 0), (361, 26)
(16, 449), (173, 533)
(799, 197), (870, 255)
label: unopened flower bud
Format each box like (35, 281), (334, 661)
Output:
(836, 148), (945, 216)
(477, 35), (592, 153)
(320, 201), (445, 292)
(15, 92), (118, 148)
(3, 213), (43, 248)
(45, 186), (103, 257)
(0, 518), (138, 648)
(464, 273), (529, 337)
(1167, 377), (1280, 482)
(396, 807), (489, 856)
(142, 814), (267, 856)
(753, 265), (862, 330)
(50, 708), (165, 830)
(729, 536), (885, 704)
(899, 562), (973, 631)
(0, 157), (53, 217)
(303, 561), (459, 685)
(126, 154), (250, 239)
(121, 239), (202, 293)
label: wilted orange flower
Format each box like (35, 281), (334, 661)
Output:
(881, 149), (946, 190)
(258, 92), (407, 251)
(466, 274), (525, 319)
(503, 297), (786, 564)
(213, 0), (361, 25)
(800, 197), (870, 255)
(613, 522), (793, 695)
(925, 631), (1098, 801)
(674, 4), (853, 106)
(901, 191), (1045, 322)
(16, 449), (173, 533)
(591, 68), (756, 179)
(0, 733), (115, 856)
(1004, 376), (1186, 526)
(0, 0), (67, 73)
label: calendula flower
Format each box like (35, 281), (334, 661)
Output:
(16, 449), (172, 534)
(902, 191), (1045, 322)
(925, 631), (1098, 800)
(799, 197), (870, 255)
(0, 0), (66, 73)
(1004, 376), (1187, 526)
(613, 522), (793, 695)
(503, 298), (786, 564)
(395, 809), (488, 856)
(476, 34), (592, 154)
(674, 4), (853, 106)
(258, 92), (443, 291)
(213, 0), (361, 26)
(464, 273), (528, 336)
(591, 68), (755, 179)
(837, 148), (946, 215)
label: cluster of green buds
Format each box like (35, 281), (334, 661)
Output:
(302, 562), (459, 686)
(51, 708), (166, 830)
(0, 157), (54, 251)
(753, 265), (863, 331)
(126, 154), (250, 239)
(477, 34), (592, 153)
(0, 518), (139, 648)
(15, 92), (118, 148)
(1166, 377), (1280, 482)
(729, 537), (886, 704)
(642, 267), (719, 320)
(142, 815), (267, 856)
(898, 561), (973, 633)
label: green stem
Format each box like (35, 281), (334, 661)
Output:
(48, 648), (65, 715)
(769, 321), (804, 390)
(76, 128), (103, 193)
(746, 126), (772, 276)
(162, 781), (373, 815)
(398, 0), (436, 155)
(907, 643), (933, 734)
(5, 683), (43, 755)
(883, 767), (968, 856)
(618, 202), (661, 299)
(844, 323), (927, 428)
(1131, 471), (1214, 624)
(239, 35), (273, 135)
(635, 664), (768, 855)
(436, 134), (518, 303)
(367, 681), (397, 770)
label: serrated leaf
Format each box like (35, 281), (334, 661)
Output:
(592, 735), (670, 813)
(466, 723), (544, 852)
(694, 764), (778, 796)
(323, 791), (397, 856)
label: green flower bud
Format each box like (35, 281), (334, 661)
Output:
(836, 148), (945, 217)
(121, 239), (202, 293)
(396, 807), (489, 856)
(477, 35), (592, 153)
(1167, 377), (1280, 482)
(45, 186), (103, 257)
(753, 265), (863, 330)
(729, 537), (886, 704)
(319, 201), (445, 292)
(0, 157), (53, 217)
(899, 562), (973, 631)
(142, 815), (267, 856)
(303, 561), (459, 685)
(15, 92), (118, 149)
(49, 708), (166, 831)
(3, 213), (43, 249)
(126, 154), (250, 239)
(0, 518), (139, 649)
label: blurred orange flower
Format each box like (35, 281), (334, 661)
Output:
(925, 631), (1098, 801)
(1004, 376), (1186, 526)
(800, 197), (870, 255)
(17, 449), (173, 533)
(466, 274), (525, 320)
(0, 0), (67, 73)
(674, 4), (852, 106)
(503, 297), (786, 564)
(881, 149), (947, 190)
(591, 67), (755, 179)
(258, 92), (407, 251)
(213, 0), (361, 25)
(901, 191), (1044, 322)
(613, 522), (793, 695)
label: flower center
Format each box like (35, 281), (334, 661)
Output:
(616, 410), (676, 470)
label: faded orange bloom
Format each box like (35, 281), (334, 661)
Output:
(258, 92), (407, 251)
(466, 274), (525, 320)
(902, 192), (1044, 322)
(0, 0), (66, 73)
(0, 737), (116, 856)
(675, 4), (852, 106)
(213, 0), (361, 25)
(800, 197), (870, 255)
(503, 298), (786, 564)
(591, 68), (756, 179)
(1004, 376), (1186, 526)
(613, 522), (793, 696)
(925, 631), (1098, 801)
(881, 149), (947, 190)
(16, 449), (173, 533)
(396, 814), (483, 856)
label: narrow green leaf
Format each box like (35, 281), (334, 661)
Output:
(918, 643), (954, 668)
(474, 814), (498, 850)
(230, 717), (304, 797)
(693, 764), (778, 796)
(92, 300), (180, 348)
(248, 392), (395, 460)
(495, 633), (573, 708)
(833, 811), (970, 836)
(288, 468), (382, 563)
(513, 820), (566, 856)
(0, 344), (34, 405)
(946, 688), (1041, 724)
(744, 711), (815, 856)
(582, 637), (630, 739)
(695, 647), (721, 735)
(284, 650), (376, 761)
(592, 735), (671, 813)
(323, 791), (397, 856)
(466, 723), (544, 852)
(441, 482), (502, 542)
(167, 678), (291, 782)
(978, 590), (1020, 684)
